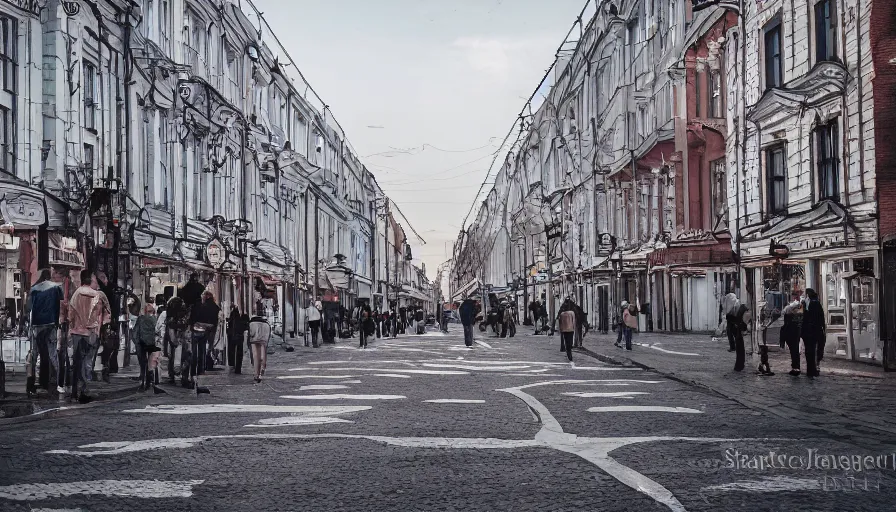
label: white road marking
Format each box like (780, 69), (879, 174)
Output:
(423, 399), (486, 404)
(299, 385), (349, 390)
(702, 476), (822, 492)
(122, 404), (371, 415)
(245, 417), (353, 428)
(43, 367), (779, 512)
(374, 374), (412, 378)
(421, 363), (531, 371)
(48, 434), (540, 457)
(502, 373), (565, 377)
(281, 394), (405, 400)
(430, 359), (573, 366)
(510, 380), (664, 388)
(314, 368), (469, 375)
(641, 344), (701, 356)
(0, 480), (204, 501)
(339, 380), (363, 384)
(587, 406), (703, 414)
(563, 392), (650, 398)
(277, 375), (357, 379)
(474, 340), (493, 349)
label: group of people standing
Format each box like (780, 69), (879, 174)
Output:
(774, 288), (826, 377)
(24, 269), (113, 404)
(722, 287), (826, 377)
(301, 300), (430, 350)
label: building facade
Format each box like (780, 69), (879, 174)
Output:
(0, 0), (431, 347)
(451, 0), (895, 368)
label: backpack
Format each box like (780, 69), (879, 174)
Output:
(135, 315), (157, 346)
(628, 304), (639, 316)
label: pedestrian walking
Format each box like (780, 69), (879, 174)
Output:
(529, 300), (541, 333)
(573, 301), (586, 348)
(538, 301), (549, 334)
(726, 295), (750, 372)
(26, 269), (63, 395)
(68, 270), (111, 404)
(132, 302), (158, 391)
(441, 306), (451, 333)
(306, 301), (322, 348)
(227, 305), (249, 374)
(248, 312), (272, 383)
(721, 290), (739, 353)
(614, 301), (627, 348)
(801, 288), (826, 378)
(165, 296), (190, 386)
(622, 302), (638, 350)
(414, 307), (425, 335)
(188, 290), (219, 384)
(558, 304), (576, 362)
(94, 272), (119, 380)
(780, 297), (804, 376)
(398, 306), (408, 335)
(360, 310), (375, 348)
(459, 298), (477, 347)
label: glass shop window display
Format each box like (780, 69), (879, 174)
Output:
(759, 263), (806, 347)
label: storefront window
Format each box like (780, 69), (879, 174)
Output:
(759, 263), (805, 346)
(851, 274), (879, 362)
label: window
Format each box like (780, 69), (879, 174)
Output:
(710, 158), (727, 226)
(763, 18), (783, 89)
(815, 121), (840, 201)
(695, 71), (702, 117)
(815, 0), (837, 62)
(83, 62), (96, 131)
(766, 146), (787, 215)
(626, 19), (639, 68)
(0, 16), (15, 93)
(709, 70), (723, 118)
(0, 107), (12, 176)
(83, 144), (94, 171)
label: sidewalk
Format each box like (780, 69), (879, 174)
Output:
(578, 330), (896, 448)
(0, 368), (138, 419)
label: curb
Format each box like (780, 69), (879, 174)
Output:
(0, 384), (139, 427)
(576, 345), (896, 444)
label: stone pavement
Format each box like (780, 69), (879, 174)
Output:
(577, 329), (896, 447)
(0, 327), (894, 511)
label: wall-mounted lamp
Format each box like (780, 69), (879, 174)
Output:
(246, 44), (260, 62)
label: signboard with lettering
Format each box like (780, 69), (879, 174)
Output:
(0, 193), (46, 228)
(597, 233), (616, 256)
(206, 237), (226, 268)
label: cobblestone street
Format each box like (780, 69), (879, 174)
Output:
(2, 328), (895, 511)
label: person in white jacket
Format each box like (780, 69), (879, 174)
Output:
(305, 301), (322, 348)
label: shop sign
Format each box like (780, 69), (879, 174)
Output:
(206, 237), (226, 268)
(0, 193), (45, 228)
(180, 240), (205, 261)
(597, 233), (616, 256)
(551, 260), (564, 274)
(48, 236), (84, 267)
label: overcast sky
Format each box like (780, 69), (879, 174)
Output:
(254, 0), (585, 279)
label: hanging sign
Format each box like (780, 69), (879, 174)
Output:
(206, 237), (226, 268)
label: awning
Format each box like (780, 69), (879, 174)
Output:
(451, 278), (481, 301)
(401, 285), (430, 302)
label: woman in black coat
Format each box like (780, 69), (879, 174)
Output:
(801, 288), (826, 378)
